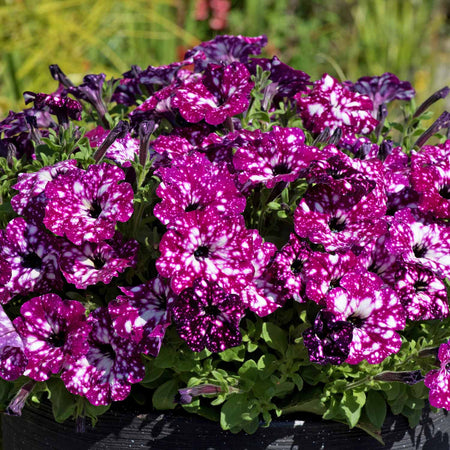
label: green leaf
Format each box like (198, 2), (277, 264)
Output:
(261, 322), (287, 354)
(152, 379), (178, 410)
(341, 390), (366, 428)
(365, 390), (386, 429)
(46, 378), (76, 423)
(220, 394), (250, 430)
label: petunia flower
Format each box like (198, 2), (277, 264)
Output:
(172, 62), (253, 126)
(0, 305), (27, 381)
(171, 278), (244, 352)
(0, 218), (63, 303)
(154, 152), (246, 226)
(61, 307), (145, 406)
(295, 73), (378, 143)
(156, 211), (255, 294)
(325, 272), (406, 364)
(13, 294), (91, 381)
(424, 341), (450, 410)
(109, 276), (176, 356)
(302, 310), (354, 365)
(43, 162), (134, 245)
(59, 233), (139, 289)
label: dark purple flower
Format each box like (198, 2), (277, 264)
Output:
(154, 152), (246, 226)
(0, 218), (63, 303)
(11, 159), (78, 223)
(346, 73), (415, 113)
(425, 341), (450, 410)
(13, 294), (91, 381)
(395, 264), (449, 321)
(65, 73), (107, 120)
(0, 305), (27, 381)
(295, 74), (378, 142)
(85, 125), (139, 166)
(233, 126), (319, 188)
(150, 134), (195, 167)
(185, 34), (267, 72)
(61, 307), (145, 406)
(247, 56), (311, 106)
(387, 208), (450, 279)
(303, 310), (354, 365)
(156, 211), (255, 294)
(109, 276), (176, 356)
(43, 163), (134, 245)
(171, 278), (244, 352)
(59, 233), (138, 289)
(326, 272), (406, 364)
(172, 62), (253, 125)
(23, 91), (82, 124)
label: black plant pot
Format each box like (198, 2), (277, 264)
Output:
(2, 401), (450, 450)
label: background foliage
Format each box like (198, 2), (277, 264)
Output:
(0, 0), (449, 115)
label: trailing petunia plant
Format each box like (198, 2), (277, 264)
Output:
(0, 34), (449, 444)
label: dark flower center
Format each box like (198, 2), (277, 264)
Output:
(326, 167), (346, 180)
(273, 163), (291, 176)
(290, 259), (304, 274)
(97, 343), (116, 360)
(22, 252), (42, 269)
(414, 280), (428, 292)
(329, 277), (342, 290)
(47, 330), (66, 348)
(439, 184), (450, 200)
(446, 362), (450, 373)
(194, 246), (209, 259)
(347, 313), (364, 328)
(328, 217), (346, 232)
(413, 243), (428, 259)
(89, 199), (103, 219)
(204, 304), (220, 317)
(92, 256), (106, 269)
(185, 202), (201, 212)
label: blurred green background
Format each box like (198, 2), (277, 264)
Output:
(0, 0), (449, 115)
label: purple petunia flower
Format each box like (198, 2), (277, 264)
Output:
(325, 272), (406, 364)
(303, 310), (354, 365)
(156, 211), (255, 294)
(0, 305), (27, 381)
(171, 278), (244, 352)
(294, 184), (388, 252)
(85, 126), (140, 167)
(295, 74), (378, 142)
(59, 233), (138, 289)
(11, 159), (78, 223)
(109, 276), (176, 356)
(154, 152), (246, 226)
(185, 34), (267, 72)
(0, 218), (63, 303)
(233, 126), (319, 188)
(394, 264), (449, 321)
(345, 72), (415, 113)
(387, 208), (450, 279)
(61, 307), (145, 406)
(303, 250), (362, 305)
(425, 341), (450, 410)
(43, 162), (134, 245)
(13, 294), (91, 381)
(172, 62), (253, 126)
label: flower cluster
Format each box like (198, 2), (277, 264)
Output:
(0, 34), (449, 436)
